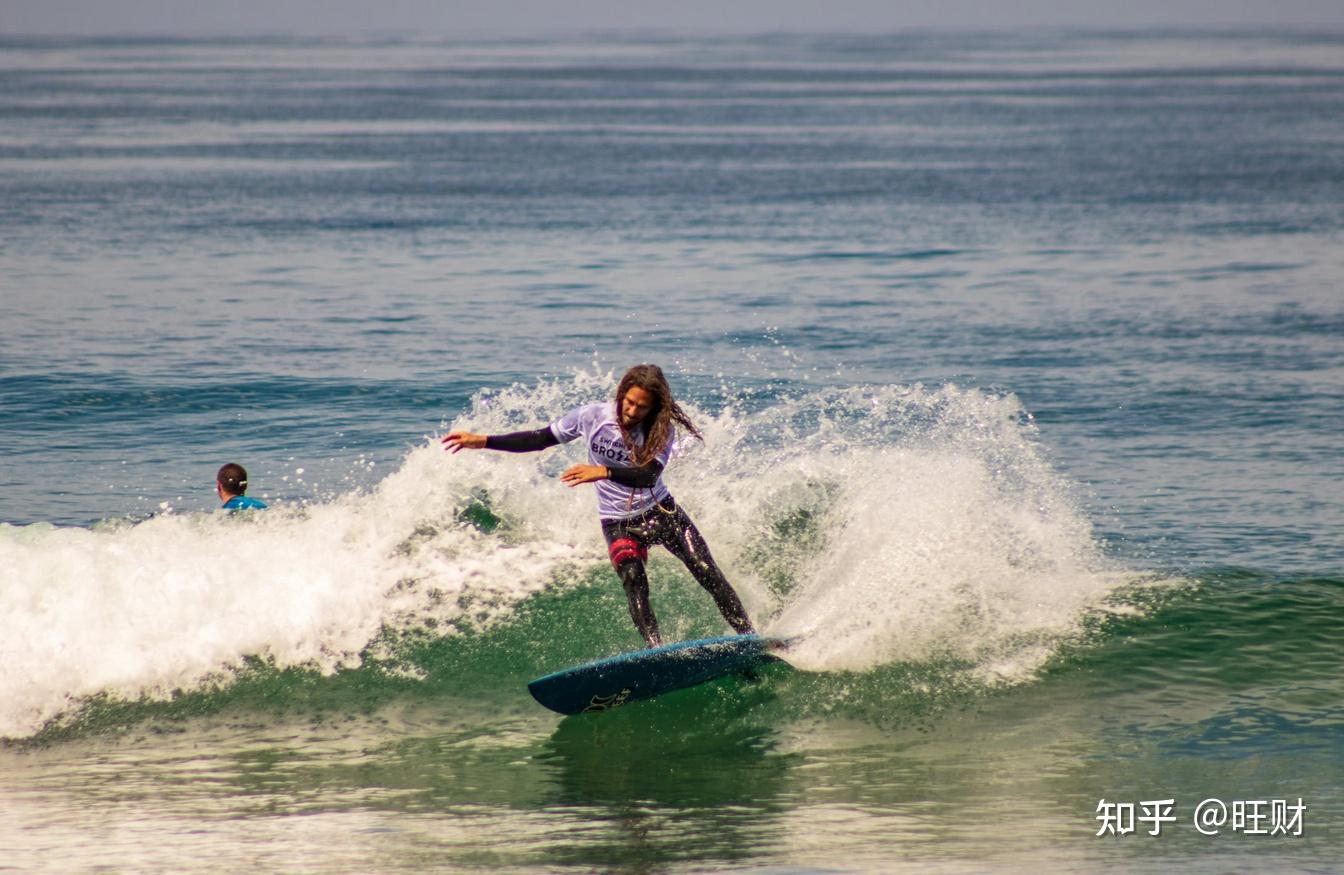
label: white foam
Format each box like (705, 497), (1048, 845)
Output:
(1, 372), (1125, 738)
(689, 383), (1121, 680)
(0, 401), (600, 739)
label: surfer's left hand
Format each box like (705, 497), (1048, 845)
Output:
(560, 464), (608, 486)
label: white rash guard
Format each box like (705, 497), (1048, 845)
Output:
(550, 401), (675, 520)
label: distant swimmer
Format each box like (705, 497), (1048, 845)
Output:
(443, 364), (754, 647)
(216, 462), (267, 511)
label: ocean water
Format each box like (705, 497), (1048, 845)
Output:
(2, 29), (1342, 873)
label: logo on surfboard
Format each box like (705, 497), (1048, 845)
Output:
(583, 688), (633, 712)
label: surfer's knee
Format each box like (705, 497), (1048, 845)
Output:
(684, 554), (731, 595)
(688, 557), (718, 582)
(607, 537), (648, 570)
(611, 548), (647, 597)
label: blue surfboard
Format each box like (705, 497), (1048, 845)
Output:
(527, 634), (788, 715)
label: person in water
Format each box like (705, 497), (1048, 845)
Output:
(216, 462), (267, 511)
(442, 364), (755, 647)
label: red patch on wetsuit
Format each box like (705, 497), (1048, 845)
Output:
(608, 537), (648, 567)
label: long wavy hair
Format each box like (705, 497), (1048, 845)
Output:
(615, 364), (702, 466)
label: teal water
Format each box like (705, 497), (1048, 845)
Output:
(6, 571), (1341, 872)
(2, 30), (1343, 872)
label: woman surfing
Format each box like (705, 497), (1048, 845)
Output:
(443, 364), (755, 647)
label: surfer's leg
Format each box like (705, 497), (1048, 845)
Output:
(603, 521), (662, 647)
(616, 559), (662, 647)
(660, 506), (756, 635)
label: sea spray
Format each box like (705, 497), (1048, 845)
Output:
(671, 382), (1121, 680)
(0, 439), (597, 740)
(450, 373), (1128, 681)
(3, 371), (1127, 739)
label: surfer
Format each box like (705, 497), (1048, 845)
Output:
(216, 463), (267, 511)
(442, 364), (755, 647)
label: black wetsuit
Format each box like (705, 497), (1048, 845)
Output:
(600, 497), (754, 646)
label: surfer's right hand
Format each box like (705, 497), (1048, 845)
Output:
(442, 431), (487, 453)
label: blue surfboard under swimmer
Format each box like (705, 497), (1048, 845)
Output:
(527, 634), (788, 715)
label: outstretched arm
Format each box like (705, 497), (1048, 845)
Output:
(444, 426), (664, 490)
(441, 428), (560, 454)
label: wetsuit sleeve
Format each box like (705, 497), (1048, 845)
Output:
(607, 459), (664, 488)
(484, 428), (561, 453)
